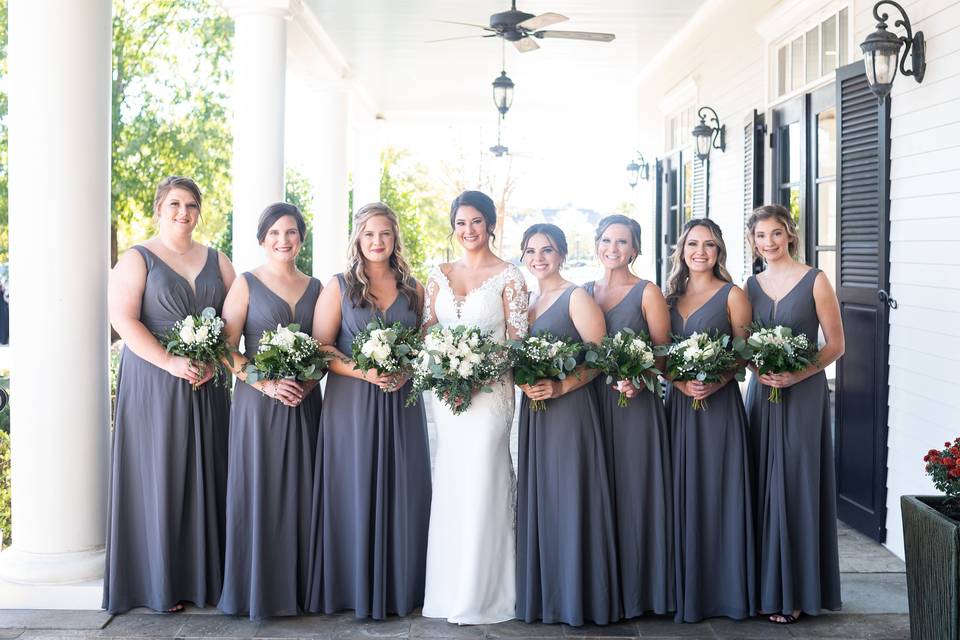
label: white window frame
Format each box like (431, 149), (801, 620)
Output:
(758, 1), (854, 109)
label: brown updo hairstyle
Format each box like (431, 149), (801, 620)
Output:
(746, 204), (800, 260)
(153, 176), (202, 219)
(520, 223), (568, 262)
(665, 218), (733, 305)
(594, 214), (642, 265)
(256, 202), (306, 244)
(449, 190), (497, 244)
(343, 202), (420, 314)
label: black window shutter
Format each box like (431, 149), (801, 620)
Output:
(837, 65), (889, 289)
(744, 109), (765, 275)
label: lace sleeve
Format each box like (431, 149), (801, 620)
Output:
(502, 264), (528, 340)
(422, 268), (440, 329)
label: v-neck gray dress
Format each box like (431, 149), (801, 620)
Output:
(217, 272), (323, 619)
(585, 280), (674, 618)
(305, 273), (432, 619)
(103, 245), (230, 613)
(516, 286), (621, 626)
(666, 283), (756, 623)
(745, 268), (841, 616)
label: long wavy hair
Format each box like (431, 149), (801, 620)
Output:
(665, 218), (733, 305)
(343, 202), (420, 316)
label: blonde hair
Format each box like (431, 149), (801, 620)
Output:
(343, 203), (420, 315)
(746, 204), (800, 260)
(665, 218), (733, 305)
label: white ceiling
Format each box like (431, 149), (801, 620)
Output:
(301, 0), (706, 119)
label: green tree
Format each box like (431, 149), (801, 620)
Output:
(111, 0), (233, 263)
(285, 168), (314, 275)
(379, 148), (448, 281)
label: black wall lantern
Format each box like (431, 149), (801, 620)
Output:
(691, 106), (725, 162)
(626, 152), (650, 189)
(860, 1), (925, 100)
(492, 70), (515, 116)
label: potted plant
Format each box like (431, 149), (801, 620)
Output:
(902, 438), (960, 639)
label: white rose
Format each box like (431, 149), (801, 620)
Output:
(361, 340), (377, 358)
(457, 360), (475, 378)
(194, 325), (210, 344)
(179, 323), (196, 344)
(372, 344), (392, 363)
(272, 326), (296, 350)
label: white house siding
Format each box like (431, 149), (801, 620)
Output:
(638, 0), (960, 559)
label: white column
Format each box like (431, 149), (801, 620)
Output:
(351, 116), (383, 212)
(0, 0), (111, 603)
(312, 87), (351, 283)
(227, 0), (291, 273)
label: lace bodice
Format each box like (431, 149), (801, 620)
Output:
(422, 263), (528, 341)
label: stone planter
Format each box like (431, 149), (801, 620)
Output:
(902, 495), (960, 640)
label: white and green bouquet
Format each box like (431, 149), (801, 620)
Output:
(734, 323), (817, 403)
(508, 332), (581, 412)
(585, 328), (662, 407)
(160, 306), (233, 387)
(350, 316), (422, 385)
(245, 323), (330, 383)
(662, 331), (743, 410)
(406, 325), (510, 415)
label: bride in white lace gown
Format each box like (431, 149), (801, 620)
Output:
(420, 191), (528, 624)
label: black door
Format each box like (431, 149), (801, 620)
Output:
(833, 61), (892, 542)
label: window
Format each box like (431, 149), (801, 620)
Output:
(773, 7), (849, 99)
(666, 104), (696, 151)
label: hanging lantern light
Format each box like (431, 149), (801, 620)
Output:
(492, 70), (515, 117)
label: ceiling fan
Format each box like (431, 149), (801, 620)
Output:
(431, 0), (616, 52)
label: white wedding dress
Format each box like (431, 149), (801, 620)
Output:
(420, 263), (528, 624)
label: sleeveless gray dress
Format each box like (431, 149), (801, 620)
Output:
(585, 281), (674, 618)
(745, 268), (841, 616)
(666, 283), (756, 623)
(516, 286), (621, 626)
(103, 245), (230, 613)
(305, 274), (432, 619)
(217, 273), (323, 619)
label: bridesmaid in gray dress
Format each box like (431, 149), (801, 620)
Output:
(516, 223), (620, 626)
(745, 205), (844, 624)
(217, 203), (323, 619)
(664, 219), (756, 623)
(104, 176), (235, 613)
(305, 203), (431, 619)
(585, 215), (674, 618)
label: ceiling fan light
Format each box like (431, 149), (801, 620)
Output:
(492, 70), (515, 115)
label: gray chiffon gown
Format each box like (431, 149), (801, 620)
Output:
(305, 274), (432, 619)
(585, 281), (675, 618)
(103, 245), (230, 613)
(516, 286), (621, 626)
(745, 268), (841, 616)
(217, 273), (323, 619)
(666, 283), (757, 623)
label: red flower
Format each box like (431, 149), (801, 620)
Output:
(950, 468), (960, 479)
(947, 442), (952, 448)
(944, 457), (955, 467)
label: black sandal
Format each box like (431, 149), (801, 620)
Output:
(769, 613), (798, 624)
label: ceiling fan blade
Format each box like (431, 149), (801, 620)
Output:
(517, 12), (568, 31)
(432, 19), (495, 31)
(514, 37), (540, 52)
(425, 34), (490, 43)
(534, 30), (616, 42)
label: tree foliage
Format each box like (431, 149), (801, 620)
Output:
(379, 147), (449, 281)
(112, 0), (233, 262)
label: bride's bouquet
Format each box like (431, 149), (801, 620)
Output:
(160, 306), (233, 387)
(508, 332), (581, 412)
(662, 331), (743, 410)
(406, 324), (510, 415)
(585, 328), (662, 407)
(350, 317), (421, 388)
(245, 323), (331, 384)
(734, 323), (817, 403)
